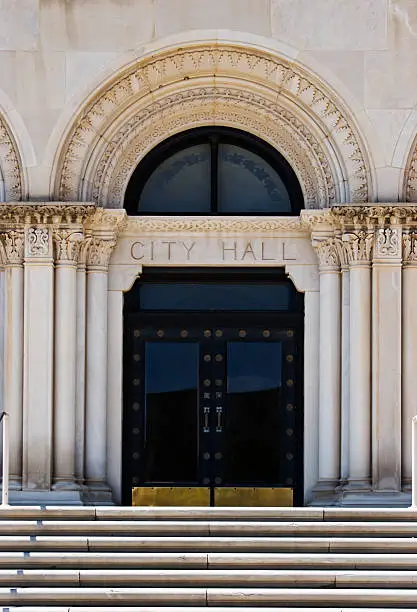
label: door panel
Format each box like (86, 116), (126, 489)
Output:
(124, 317), (302, 505)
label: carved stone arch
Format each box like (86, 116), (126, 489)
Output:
(0, 113), (24, 201)
(404, 134), (417, 201)
(53, 44), (373, 208)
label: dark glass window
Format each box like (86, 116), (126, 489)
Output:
(125, 127), (303, 216)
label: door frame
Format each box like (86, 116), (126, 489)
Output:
(121, 268), (304, 505)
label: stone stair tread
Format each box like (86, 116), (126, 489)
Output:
(1, 551), (417, 569)
(5, 587), (417, 605)
(4, 568), (417, 587)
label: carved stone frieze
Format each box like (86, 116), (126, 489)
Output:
(0, 203), (96, 226)
(332, 205), (417, 227)
(374, 227), (402, 258)
(25, 227), (51, 258)
(53, 229), (84, 264)
(0, 116), (24, 201)
(54, 44), (371, 208)
(122, 216), (304, 235)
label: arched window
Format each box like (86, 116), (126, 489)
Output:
(124, 127), (303, 215)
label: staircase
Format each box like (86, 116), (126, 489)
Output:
(2, 507), (417, 610)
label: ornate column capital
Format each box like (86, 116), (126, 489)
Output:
(0, 229), (25, 266)
(403, 231), (417, 264)
(340, 230), (374, 266)
(86, 237), (116, 272)
(312, 236), (340, 272)
(53, 229), (84, 265)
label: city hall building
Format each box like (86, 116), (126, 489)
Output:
(0, 0), (416, 507)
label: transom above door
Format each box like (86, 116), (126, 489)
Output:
(122, 269), (304, 506)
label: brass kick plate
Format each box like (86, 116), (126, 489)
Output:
(132, 486), (210, 507)
(214, 487), (293, 507)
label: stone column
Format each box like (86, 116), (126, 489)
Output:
(372, 226), (402, 492)
(343, 230), (373, 490)
(339, 253), (350, 483)
(85, 236), (115, 501)
(313, 238), (341, 491)
(1, 230), (24, 488)
(402, 230), (417, 487)
(22, 227), (54, 490)
(53, 229), (83, 490)
(75, 238), (90, 485)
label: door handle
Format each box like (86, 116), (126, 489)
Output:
(203, 407), (210, 433)
(216, 406), (223, 432)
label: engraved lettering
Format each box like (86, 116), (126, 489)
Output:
(181, 241), (196, 261)
(162, 241), (176, 260)
(150, 241), (155, 261)
(221, 240), (237, 260)
(241, 241), (257, 260)
(131, 241), (144, 260)
(282, 242), (296, 261)
(261, 241), (276, 261)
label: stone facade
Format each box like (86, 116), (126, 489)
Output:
(0, 1), (417, 504)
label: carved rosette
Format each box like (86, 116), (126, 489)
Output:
(0, 229), (25, 265)
(25, 227), (51, 258)
(87, 237), (116, 271)
(312, 237), (340, 272)
(53, 229), (84, 265)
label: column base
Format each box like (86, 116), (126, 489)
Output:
(81, 481), (115, 505)
(5, 489), (84, 506)
(309, 479), (341, 505)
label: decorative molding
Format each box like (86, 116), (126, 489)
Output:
(54, 43), (371, 208)
(332, 205), (417, 227)
(0, 203), (96, 226)
(403, 231), (417, 263)
(0, 229), (25, 265)
(374, 227), (402, 258)
(0, 116), (24, 201)
(53, 229), (84, 264)
(25, 227), (51, 258)
(122, 215), (304, 235)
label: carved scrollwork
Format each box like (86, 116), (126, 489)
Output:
(375, 227), (402, 258)
(0, 117), (24, 201)
(123, 216), (304, 234)
(26, 228), (50, 258)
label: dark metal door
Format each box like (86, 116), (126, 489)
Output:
(123, 314), (303, 505)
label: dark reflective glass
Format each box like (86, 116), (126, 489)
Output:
(143, 342), (199, 483)
(218, 144), (292, 213)
(223, 342), (284, 485)
(138, 144), (211, 213)
(140, 283), (291, 311)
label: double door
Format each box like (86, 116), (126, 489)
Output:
(123, 313), (303, 505)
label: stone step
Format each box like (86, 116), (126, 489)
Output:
(2, 520), (417, 537)
(4, 569), (417, 588)
(4, 587), (417, 606)
(5, 535), (417, 553)
(1, 506), (417, 522)
(2, 551), (417, 569)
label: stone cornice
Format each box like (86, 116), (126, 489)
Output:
(0, 202), (97, 226)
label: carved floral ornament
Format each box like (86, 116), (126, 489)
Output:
(0, 115), (24, 202)
(53, 43), (372, 208)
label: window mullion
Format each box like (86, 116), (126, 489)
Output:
(210, 137), (218, 214)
